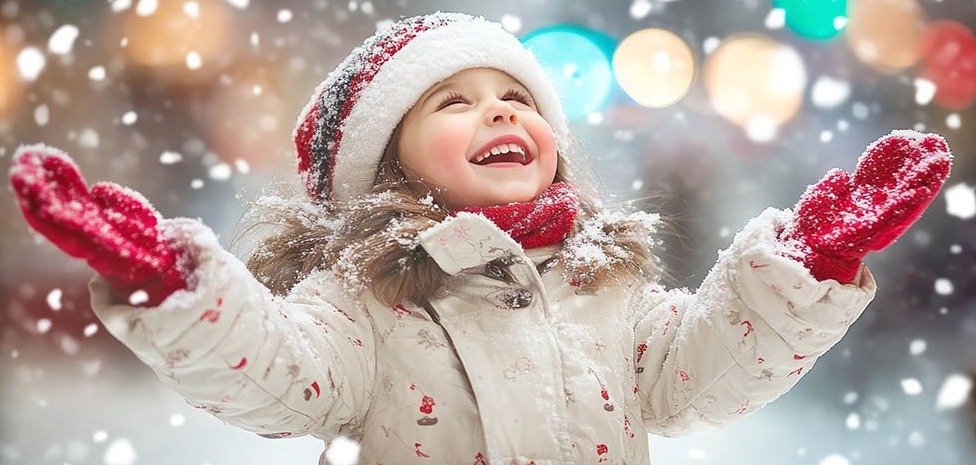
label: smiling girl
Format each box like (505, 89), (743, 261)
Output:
(9, 12), (952, 465)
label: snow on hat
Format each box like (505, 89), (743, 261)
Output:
(292, 12), (570, 204)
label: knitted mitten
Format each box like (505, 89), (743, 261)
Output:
(779, 130), (952, 283)
(9, 145), (190, 306)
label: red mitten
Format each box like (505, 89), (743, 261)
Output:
(9, 145), (190, 306)
(779, 130), (952, 283)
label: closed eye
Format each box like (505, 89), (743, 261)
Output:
(436, 91), (468, 110)
(502, 88), (534, 107)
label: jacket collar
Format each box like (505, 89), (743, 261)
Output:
(419, 212), (531, 275)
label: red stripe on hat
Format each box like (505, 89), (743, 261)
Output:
(333, 19), (453, 200)
(296, 16), (456, 201)
(325, 21), (443, 198)
(296, 103), (319, 181)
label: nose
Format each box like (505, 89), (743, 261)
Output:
(487, 101), (518, 125)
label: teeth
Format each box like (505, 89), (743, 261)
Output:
(475, 142), (528, 163)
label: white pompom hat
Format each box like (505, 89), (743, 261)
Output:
(292, 12), (570, 204)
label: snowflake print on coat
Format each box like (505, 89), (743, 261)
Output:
(503, 356), (535, 381)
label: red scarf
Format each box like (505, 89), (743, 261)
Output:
(454, 182), (579, 249)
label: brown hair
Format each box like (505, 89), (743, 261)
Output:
(244, 126), (662, 306)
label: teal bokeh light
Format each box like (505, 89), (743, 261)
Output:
(521, 25), (616, 120)
(774, 0), (849, 40)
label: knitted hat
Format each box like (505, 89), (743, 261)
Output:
(292, 12), (570, 204)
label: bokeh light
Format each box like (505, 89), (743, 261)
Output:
(521, 24), (615, 119)
(119, 0), (232, 79)
(203, 63), (290, 170)
(703, 33), (806, 141)
(917, 20), (976, 110)
(774, 0), (848, 40)
(845, 0), (926, 73)
(0, 41), (22, 116)
(613, 28), (695, 108)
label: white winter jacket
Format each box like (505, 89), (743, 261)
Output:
(91, 208), (876, 465)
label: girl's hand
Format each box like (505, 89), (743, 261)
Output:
(779, 130), (952, 283)
(9, 145), (189, 306)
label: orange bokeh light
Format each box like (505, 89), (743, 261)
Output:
(703, 33), (806, 136)
(613, 29), (696, 108)
(845, 0), (927, 74)
(120, 0), (232, 74)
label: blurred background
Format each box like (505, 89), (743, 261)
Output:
(1, 0), (975, 464)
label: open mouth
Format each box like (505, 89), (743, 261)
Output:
(470, 136), (533, 166)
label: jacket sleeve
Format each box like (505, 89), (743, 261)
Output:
(630, 207), (876, 437)
(89, 218), (376, 440)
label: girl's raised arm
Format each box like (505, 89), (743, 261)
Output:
(9, 145), (375, 440)
(630, 130), (951, 436)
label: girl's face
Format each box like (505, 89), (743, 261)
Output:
(397, 67), (558, 209)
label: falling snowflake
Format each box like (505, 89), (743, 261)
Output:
(909, 339), (926, 355)
(901, 378), (923, 396)
(48, 25), (79, 55)
(945, 184), (976, 219)
(811, 76), (850, 109)
(934, 278), (953, 295)
(16, 47), (45, 81)
(46, 288), (62, 311)
(160, 151), (183, 164)
(913, 78), (936, 105)
(89, 66), (106, 81)
(135, 0), (158, 17)
(819, 454), (850, 465)
(936, 374), (972, 411)
(764, 8), (785, 29)
(104, 438), (136, 465)
(209, 163), (232, 181)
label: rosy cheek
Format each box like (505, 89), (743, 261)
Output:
(522, 114), (556, 156)
(424, 128), (470, 165)
(539, 137), (557, 161)
(534, 132), (557, 165)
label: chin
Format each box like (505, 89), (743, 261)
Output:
(446, 182), (550, 209)
(491, 187), (546, 205)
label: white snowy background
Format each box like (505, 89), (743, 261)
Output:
(1, 1), (975, 465)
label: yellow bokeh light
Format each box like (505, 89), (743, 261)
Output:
(613, 29), (696, 108)
(845, 0), (926, 74)
(0, 42), (22, 115)
(703, 33), (806, 133)
(121, 0), (230, 71)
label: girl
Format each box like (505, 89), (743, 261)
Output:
(8, 12), (952, 465)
